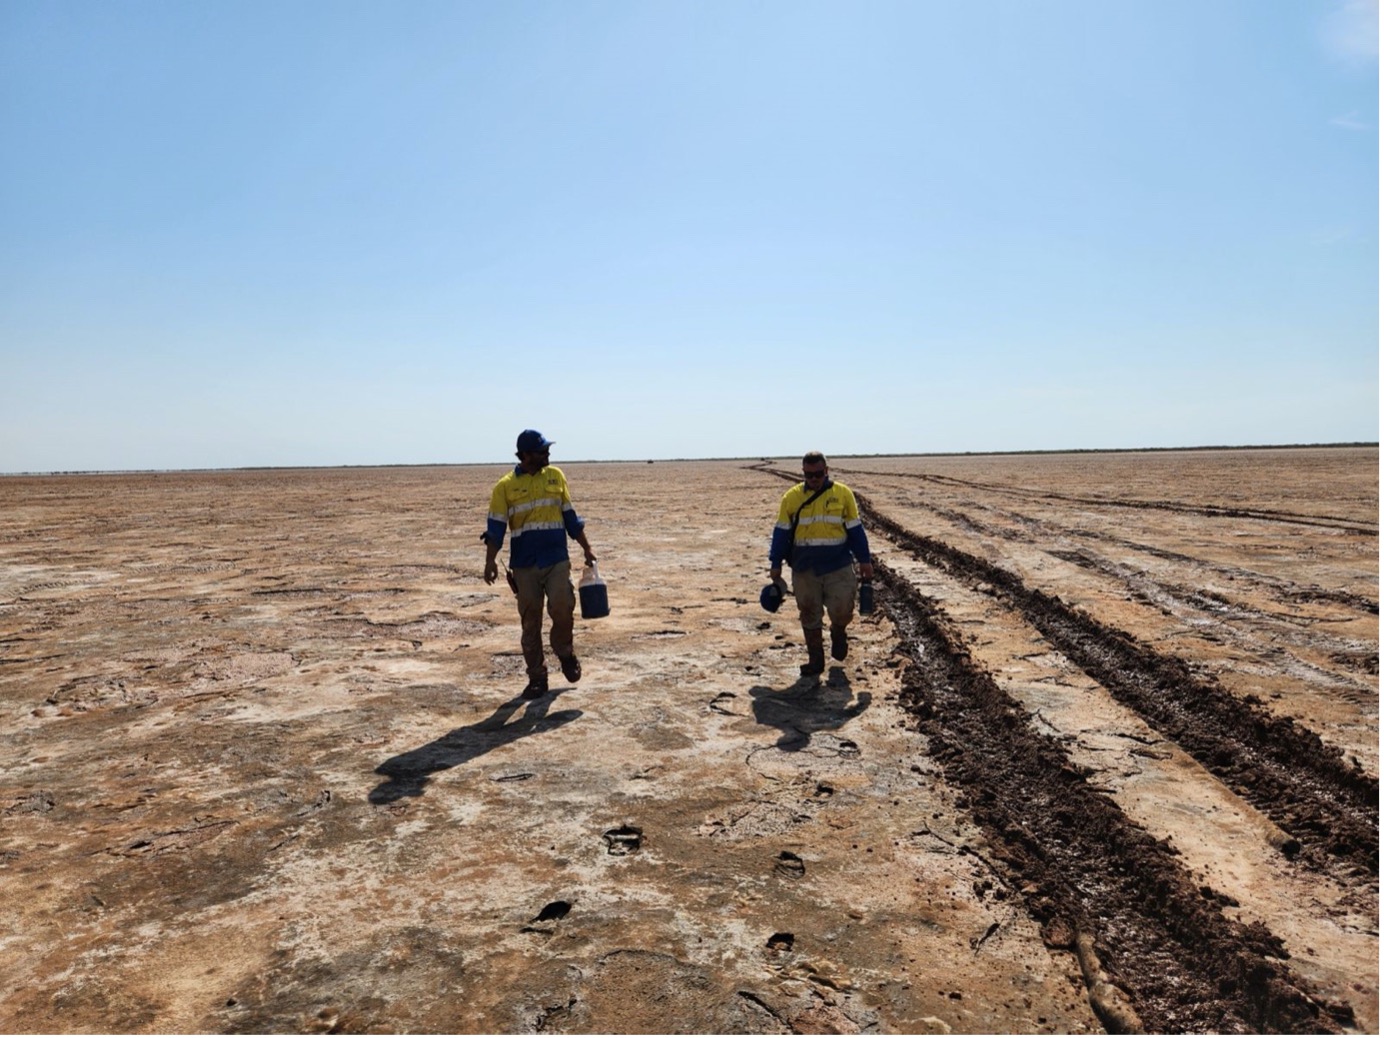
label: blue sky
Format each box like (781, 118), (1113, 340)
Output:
(1, 0), (1377, 471)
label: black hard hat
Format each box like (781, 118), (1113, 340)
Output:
(760, 581), (785, 613)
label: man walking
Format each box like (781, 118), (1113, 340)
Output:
(483, 430), (597, 698)
(768, 452), (874, 678)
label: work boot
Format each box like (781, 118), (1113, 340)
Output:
(521, 673), (549, 700)
(559, 654), (582, 683)
(830, 626), (848, 662)
(799, 629), (826, 677)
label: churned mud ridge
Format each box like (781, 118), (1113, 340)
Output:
(832, 469), (1379, 617)
(956, 495), (1378, 620)
(877, 565), (1353, 1034)
(1046, 522), (1380, 618)
(861, 496), (1379, 879)
(1045, 547), (1380, 690)
(836, 467), (1378, 536)
(885, 486), (1377, 640)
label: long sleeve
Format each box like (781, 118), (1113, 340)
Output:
(769, 524), (793, 566)
(485, 481), (508, 548)
(842, 488), (870, 563)
(561, 481), (585, 538)
(769, 489), (795, 565)
(845, 522), (870, 564)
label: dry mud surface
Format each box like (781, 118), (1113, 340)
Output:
(0, 448), (1376, 1034)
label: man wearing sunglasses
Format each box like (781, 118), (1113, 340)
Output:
(483, 429), (598, 699)
(768, 452), (874, 678)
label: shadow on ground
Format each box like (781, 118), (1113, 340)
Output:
(748, 668), (872, 750)
(369, 689), (582, 803)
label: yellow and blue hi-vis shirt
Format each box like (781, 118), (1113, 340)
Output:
(485, 465), (585, 569)
(769, 479), (871, 575)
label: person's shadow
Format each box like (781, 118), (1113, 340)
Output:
(369, 690), (581, 804)
(748, 667), (872, 751)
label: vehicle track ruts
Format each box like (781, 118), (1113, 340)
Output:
(841, 492), (1372, 661)
(839, 470), (1380, 616)
(1025, 514), (1379, 618)
(932, 491), (1379, 619)
(837, 467), (1378, 536)
(1043, 547), (1379, 693)
(859, 493), (1379, 879)
(877, 566), (1353, 1034)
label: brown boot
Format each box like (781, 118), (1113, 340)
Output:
(830, 625), (848, 661)
(800, 629), (825, 677)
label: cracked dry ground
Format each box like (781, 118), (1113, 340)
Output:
(0, 448), (1376, 1034)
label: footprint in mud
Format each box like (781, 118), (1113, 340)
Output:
(774, 851), (805, 878)
(521, 900), (572, 932)
(603, 825), (643, 855)
(293, 789), (332, 816)
(709, 692), (739, 715)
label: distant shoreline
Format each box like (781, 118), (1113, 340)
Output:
(2, 442), (1377, 478)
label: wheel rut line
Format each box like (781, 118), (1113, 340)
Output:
(1046, 548), (1378, 691)
(1044, 539), (1379, 620)
(881, 490), (1378, 625)
(859, 495), (1378, 876)
(876, 564), (1351, 1034)
(832, 466), (1378, 536)
(935, 494), (1378, 619)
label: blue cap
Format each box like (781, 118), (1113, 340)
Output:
(516, 429), (554, 452)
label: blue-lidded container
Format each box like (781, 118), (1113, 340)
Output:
(578, 563), (609, 619)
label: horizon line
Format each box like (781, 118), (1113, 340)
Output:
(2, 441), (1378, 478)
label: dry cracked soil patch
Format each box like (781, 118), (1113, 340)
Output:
(0, 448), (1376, 1034)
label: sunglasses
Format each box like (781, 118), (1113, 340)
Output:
(803, 469), (826, 478)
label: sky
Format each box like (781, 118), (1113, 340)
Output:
(1, 0), (1378, 472)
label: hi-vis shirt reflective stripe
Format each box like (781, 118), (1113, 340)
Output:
(768, 479), (871, 575)
(485, 465), (585, 569)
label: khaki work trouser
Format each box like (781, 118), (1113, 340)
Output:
(791, 564), (857, 633)
(513, 561), (576, 679)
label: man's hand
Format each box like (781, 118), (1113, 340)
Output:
(575, 532), (597, 568)
(484, 559), (499, 585)
(858, 562), (874, 582)
(769, 564), (782, 583)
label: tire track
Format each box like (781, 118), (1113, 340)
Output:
(837, 466), (1378, 536)
(861, 495), (1378, 878)
(972, 494), (1379, 619)
(1047, 547), (1378, 695)
(842, 469), (1379, 617)
(1040, 521), (1378, 618)
(877, 567), (1353, 1033)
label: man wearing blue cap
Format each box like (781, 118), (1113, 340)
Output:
(483, 430), (598, 698)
